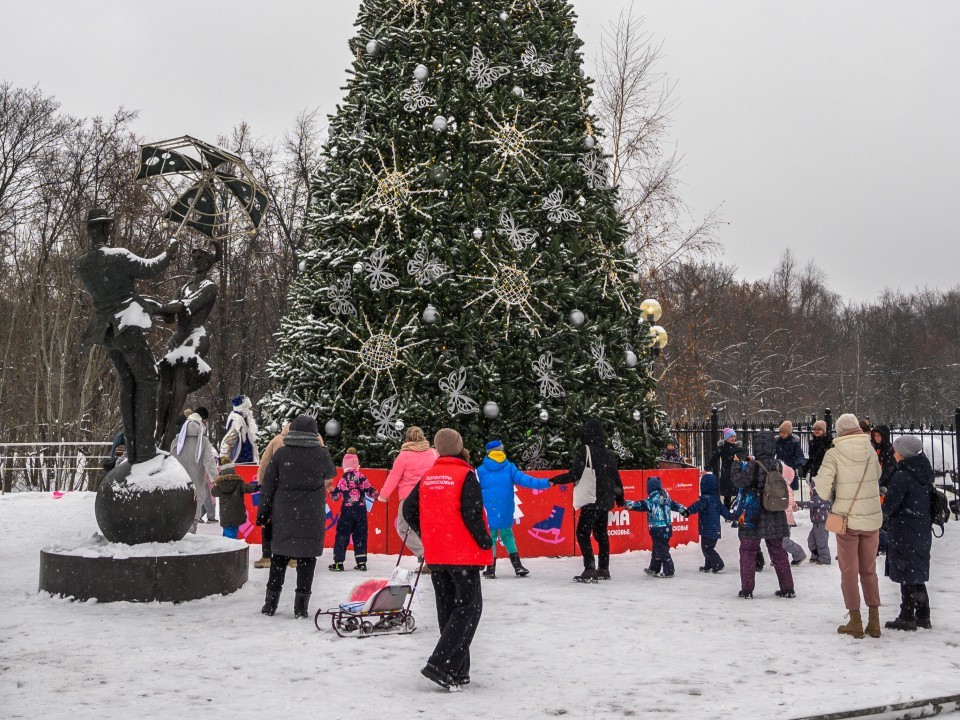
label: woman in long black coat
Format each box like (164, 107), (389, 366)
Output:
(882, 436), (933, 631)
(710, 430), (746, 509)
(257, 414), (336, 618)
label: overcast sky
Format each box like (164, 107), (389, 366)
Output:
(3, 1), (958, 301)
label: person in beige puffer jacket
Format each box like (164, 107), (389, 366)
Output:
(814, 413), (883, 639)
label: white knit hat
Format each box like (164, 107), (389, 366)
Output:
(834, 413), (862, 437)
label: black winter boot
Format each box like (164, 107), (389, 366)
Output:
(509, 552), (530, 577)
(886, 585), (918, 631)
(916, 585), (932, 629)
(482, 557), (497, 579)
(261, 588), (280, 616)
(574, 568), (599, 583)
(293, 591), (311, 619)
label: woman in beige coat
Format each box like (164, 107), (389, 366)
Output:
(814, 413), (883, 639)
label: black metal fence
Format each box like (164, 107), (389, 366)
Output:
(669, 408), (960, 504)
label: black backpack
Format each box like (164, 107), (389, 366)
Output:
(931, 485), (950, 538)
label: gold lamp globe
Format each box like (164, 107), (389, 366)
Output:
(652, 325), (669, 349)
(639, 298), (662, 322)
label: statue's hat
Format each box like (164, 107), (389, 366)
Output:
(86, 208), (114, 225)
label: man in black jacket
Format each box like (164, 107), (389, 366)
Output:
(551, 418), (624, 582)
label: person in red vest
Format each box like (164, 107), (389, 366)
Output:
(403, 428), (492, 690)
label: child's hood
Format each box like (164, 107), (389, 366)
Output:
(699, 473), (719, 496)
(480, 454), (509, 473)
(646, 476), (663, 496)
(216, 474), (243, 492)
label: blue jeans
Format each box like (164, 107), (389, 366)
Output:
(223, 526), (239, 539)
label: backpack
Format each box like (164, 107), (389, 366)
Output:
(931, 485), (950, 538)
(731, 488), (760, 530)
(759, 461), (790, 512)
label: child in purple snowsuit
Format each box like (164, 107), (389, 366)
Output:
(806, 480), (832, 565)
(329, 448), (378, 571)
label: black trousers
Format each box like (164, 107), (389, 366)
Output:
(333, 505), (368, 563)
(701, 537), (724, 571)
(428, 568), (483, 680)
(266, 555), (317, 594)
(649, 527), (675, 575)
(576, 505), (610, 571)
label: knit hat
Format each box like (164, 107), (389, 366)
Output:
(342, 447), (360, 471)
(812, 420), (827, 432)
(722, 428), (736, 441)
(778, 421), (793, 434)
(219, 461), (236, 476)
(646, 476), (663, 494)
(892, 435), (923, 459)
(485, 439), (504, 452)
(434, 428), (464, 457)
(834, 413), (862, 437)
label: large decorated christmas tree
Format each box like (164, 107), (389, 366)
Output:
(264, 0), (671, 467)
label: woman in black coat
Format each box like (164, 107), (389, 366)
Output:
(709, 429), (746, 509)
(882, 436), (933, 631)
(550, 418), (624, 583)
(257, 414), (336, 618)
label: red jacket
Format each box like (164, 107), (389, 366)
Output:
(406, 456), (491, 567)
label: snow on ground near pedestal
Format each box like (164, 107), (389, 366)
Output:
(1, 493), (959, 720)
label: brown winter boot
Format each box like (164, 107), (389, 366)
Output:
(865, 606), (882, 638)
(838, 609), (865, 639)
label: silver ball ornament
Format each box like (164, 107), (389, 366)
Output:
(498, 11), (508, 22)
(569, 309), (585, 327)
(422, 304), (438, 323)
(298, 260), (307, 272)
(539, 409), (549, 422)
(632, 409), (642, 421)
(577, 195), (586, 207)
(584, 135), (595, 149)
(432, 115), (448, 132)
(625, 349), (638, 368)
(472, 227), (483, 240)
(268, 421), (279, 433)
(414, 64), (429, 82)
(352, 261), (364, 274)
(483, 401), (500, 419)
(325, 419), (342, 437)
(512, 86), (524, 98)
(395, 419), (405, 432)
(365, 39), (380, 56)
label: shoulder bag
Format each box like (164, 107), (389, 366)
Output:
(573, 446), (597, 510)
(825, 458), (872, 535)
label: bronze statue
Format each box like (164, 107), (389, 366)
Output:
(76, 209), (179, 464)
(155, 243), (221, 448)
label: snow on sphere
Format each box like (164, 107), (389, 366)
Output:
(325, 419), (342, 437)
(512, 86), (524, 98)
(569, 309), (585, 327)
(584, 135), (596, 149)
(499, 11), (508, 22)
(422, 304), (438, 323)
(298, 260), (307, 272)
(483, 401), (500, 419)
(625, 349), (638, 368)
(395, 419), (405, 431)
(365, 39), (380, 56)
(539, 409), (549, 422)
(632, 409), (642, 421)
(414, 64), (429, 81)
(432, 115), (448, 132)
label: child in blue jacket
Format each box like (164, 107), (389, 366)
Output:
(626, 476), (688, 578)
(684, 473), (734, 573)
(477, 439), (551, 578)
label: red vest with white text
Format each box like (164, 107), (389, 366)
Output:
(418, 456), (490, 566)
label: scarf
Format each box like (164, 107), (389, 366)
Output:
(284, 430), (320, 448)
(401, 440), (431, 452)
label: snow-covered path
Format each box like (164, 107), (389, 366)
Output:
(1, 492), (958, 719)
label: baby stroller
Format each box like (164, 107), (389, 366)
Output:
(314, 532), (424, 638)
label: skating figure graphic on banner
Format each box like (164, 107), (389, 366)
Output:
(528, 505), (566, 544)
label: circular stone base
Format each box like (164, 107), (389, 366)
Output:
(39, 546), (248, 603)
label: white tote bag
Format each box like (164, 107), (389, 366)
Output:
(573, 446), (597, 510)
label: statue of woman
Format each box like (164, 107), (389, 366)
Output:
(155, 242), (221, 448)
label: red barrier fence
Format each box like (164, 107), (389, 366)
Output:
(236, 465), (701, 558)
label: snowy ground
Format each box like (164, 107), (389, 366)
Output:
(2, 493), (959, 720)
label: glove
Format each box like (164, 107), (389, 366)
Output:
(256, 511), (269, 527)
(681, 509), (690, 518)
(615, 496), (625, 508)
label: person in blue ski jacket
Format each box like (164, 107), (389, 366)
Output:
(626, 476), (688, 578)
(476, 439), (550, 578)
(684, 473), (734, 573)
